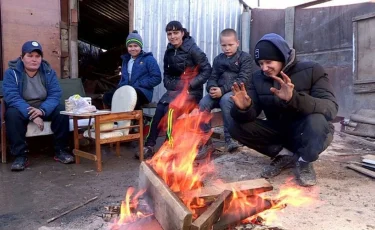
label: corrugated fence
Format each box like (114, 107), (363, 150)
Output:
(133, 0), (243, 102)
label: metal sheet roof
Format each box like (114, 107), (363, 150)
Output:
(78, 0), (129, 49)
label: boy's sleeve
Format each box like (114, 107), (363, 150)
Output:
(236, 52), (253, 85)
(205, 56), (220, 92)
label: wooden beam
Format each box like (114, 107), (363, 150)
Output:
(178, 179), (272, 203)
(350, 114), (375, 125)
(284, 7), (295, 48)
(129, 0), (134, 32)
(347, 164), (375, 179)
(191, 190), (232, 230)
(138, 162), (192, 230)
(73, 149), (97, 161)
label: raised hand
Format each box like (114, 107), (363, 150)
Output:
(231, 82), (252, 110)
(269, 71), (294, 102)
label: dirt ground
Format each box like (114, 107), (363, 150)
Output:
(1, 126), (375, 230)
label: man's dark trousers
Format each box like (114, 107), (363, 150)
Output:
(229, 114), (334, 162)
(5, 104), (69, 157)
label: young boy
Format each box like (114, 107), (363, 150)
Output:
(197, 28), (253, 159)
(229, 33), (338, 186)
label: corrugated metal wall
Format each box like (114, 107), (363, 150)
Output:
(133, 0), (243, 103)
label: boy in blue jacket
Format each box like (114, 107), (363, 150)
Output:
(103, 30), (162, 109)
(3, 41), (74, 171)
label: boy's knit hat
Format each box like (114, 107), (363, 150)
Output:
(126, 30), (143, 48)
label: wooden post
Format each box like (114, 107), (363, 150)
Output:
(69, 0), (79, 78)
(128, 0), (134, 32)
(284, 7), (295, 48)
(139, 162), (192, 230)
(1, 99), (6, 163)
(95, 115), (102, 172)
(139, 110), (144, 161)
(73, 117), (80, 164)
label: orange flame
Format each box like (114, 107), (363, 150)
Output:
(115, 187), (151, 226)
(148, 68), (215, 216)
(244, 178), (320, 225)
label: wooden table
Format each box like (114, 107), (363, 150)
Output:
(61, 110), (144, 171)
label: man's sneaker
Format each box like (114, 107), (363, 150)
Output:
(54, 150), (75, 164)
(225, 138), (241, 152)
(295, 161), (317, 187)
(261, 155), (296, 179)
(196, 139), (214, 160)
(11, 156), (29, 171)
(135, 146), (155, 159)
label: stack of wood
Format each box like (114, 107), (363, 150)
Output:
(342, 109), (375, 139)
(347, 154), (375, 179)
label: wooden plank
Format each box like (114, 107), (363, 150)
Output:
(362, 154), (375, 161)
(178, 179), (272, 202)
(352, 11), (375, 22)
(343, 130), (375, 138)
(99, 134), (140, 144)
(363, 159), (375, 166)
(350, 114), (375, 125)
(99, 110), (142, 122)
(73, 149), (97, 161)
(139, 162), (192, 230)
(337, 130), (375, 150)
(347, 164), (375, 179)
(191, 190), (232, 230)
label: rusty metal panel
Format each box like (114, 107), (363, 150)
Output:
(356, 16), (375, 82)
(1, 0), (61, 76)
(292, 2), (375, 117)
(250, 8), (285, 71)
(133, 0), (243, 103)
(294, 3), (375, 53)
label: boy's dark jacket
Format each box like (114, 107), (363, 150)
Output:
(206, 50), (253, 95)
(231, 33), (338, 123)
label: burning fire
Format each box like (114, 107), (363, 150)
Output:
(147, 71), (215, 216)
(244, 178), (319, 226)
(113, 187), (152, 227)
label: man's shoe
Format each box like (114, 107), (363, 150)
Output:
(261, 155), (296, 179)
(196, 139), (214, 160)
(295, 161), (317, 187)
(54, 150), (75, 164)
(135, 146), (155, 159)
(11, 156), (29, 171)
(225, 138), (241, 152)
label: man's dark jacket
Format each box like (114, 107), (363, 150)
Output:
(231, 33), (338, 123)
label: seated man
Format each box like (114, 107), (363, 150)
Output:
(229, 33), (338, 186)
(3, 41), (74, 171)
(197, 28), (252, 158)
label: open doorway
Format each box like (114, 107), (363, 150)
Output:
(77, 0), (130, 107)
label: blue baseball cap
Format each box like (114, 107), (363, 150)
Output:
(21, 41), (43, 54)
